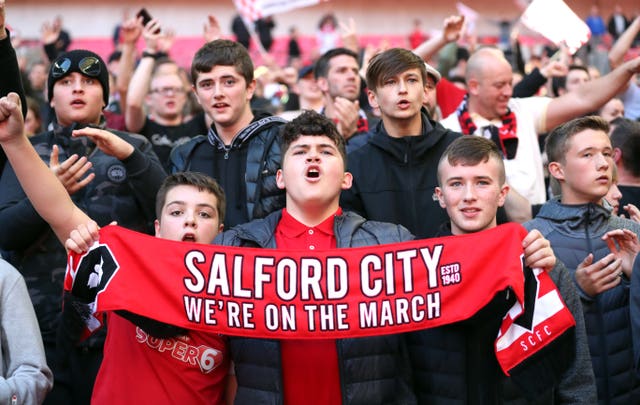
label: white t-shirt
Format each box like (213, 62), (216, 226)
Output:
(621, 81), (640, 121)
(441, 97), (551, 204)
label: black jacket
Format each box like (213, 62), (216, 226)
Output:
(0, 125), (165, 343)
(341, 111), (461, 238)
(0, 29), (27, 177)
(409, 225), (596, 404)
(215, 210), (416, 405)
(169, 113), (286, 228)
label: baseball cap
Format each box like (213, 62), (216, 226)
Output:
(425, 63), (441, 84)
(298, 64), (315, 80)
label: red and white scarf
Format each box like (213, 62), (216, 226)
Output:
(456, 95), (519, 159)
(65, 223), (574, 376)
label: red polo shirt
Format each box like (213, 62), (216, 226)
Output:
(275, 208), (342, 405)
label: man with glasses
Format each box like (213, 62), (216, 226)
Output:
(125, 17), (207, 170)
(0, 48), (166, 404)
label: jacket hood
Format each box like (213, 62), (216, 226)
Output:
(536, 197), (612, 232)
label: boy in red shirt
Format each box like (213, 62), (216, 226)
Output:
(0, 93), (233, 404)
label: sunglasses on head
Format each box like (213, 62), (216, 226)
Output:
(51, 56), (102, 79)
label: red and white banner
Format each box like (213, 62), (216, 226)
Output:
(65, 223), (574, 375)
(233, 0), (329, 22)
(519, 0), (590, 54)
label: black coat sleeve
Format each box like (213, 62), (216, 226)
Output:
(513, 68), (548, 98)
(0, 29), (27, 175)
(120, 135), (167, 225)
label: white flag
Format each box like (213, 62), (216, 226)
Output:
(519, 0), (590, 54)
(456, 2), (479, 34)
(233, 0), (329, 22)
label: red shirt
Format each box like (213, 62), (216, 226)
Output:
(436, 78), (467, 118)
(92, 313), (229, 404)
(276, 208), (342, 405)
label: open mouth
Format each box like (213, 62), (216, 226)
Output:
(71, 99), (86, 106)
(306, 168), (320, 178)
(182, 234), (196, 242)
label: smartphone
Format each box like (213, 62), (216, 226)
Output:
(136, 8), (160, 33)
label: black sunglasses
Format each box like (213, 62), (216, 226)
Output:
(51, 56), (102, 79)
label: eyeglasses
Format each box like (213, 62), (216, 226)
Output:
(150, 86), (186, 96)
(51, 56), (102, 79)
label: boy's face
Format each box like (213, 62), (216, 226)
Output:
(154, 185), (223, 244)
(435, 157), (508, 235)
(318, 54), (361, 101)
(147, 73), (187, 120)
(193, 65), (255, 129)
(367, 68), (427, 122)
(50, 72), (104, 127)
(276, 135), (352, 212)
(549, 129), (613, 205)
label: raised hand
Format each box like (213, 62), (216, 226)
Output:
(157, 28), (175, 54)
(141, 18), (163, 53)
(72, 127), (134, 160)
(602, 228), (640, 277)
(49, 145), (95, 195)
(40, 20), (60, 45)
(575, 253), (623, 296)
(203, 14), (221, 43)
(333, 97), (359, 141)
(339, 18), (358, 53)
(622, 203), (640, 223)
(0, 93), (24, 144)
(119, 16), (143, 45)
(441, 15), (465, 43)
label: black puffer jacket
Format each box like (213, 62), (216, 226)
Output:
(408, 225), (596, 405)
(340, 110), (461, 239)
(169, 112), (286, 228)
(0, 124), (165, 344)
(526, 198), (640, 404)
(214, 210), (416, 405)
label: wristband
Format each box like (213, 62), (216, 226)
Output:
(141, 51), (168, 60)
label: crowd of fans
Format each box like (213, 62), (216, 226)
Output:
(2, 0), (640, 403)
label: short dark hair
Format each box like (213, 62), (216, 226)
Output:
(366, 48), (426, 92)
(314, 47), (359, 80)
(190, 39), (254, 86)
(280, 110), (347, 166)
(545, 115), (610, 164)
(610, 117), (640, 177)
(437, 136), (505, 186)
(155, 172), (226, 224)
(551, 64), (590, 97)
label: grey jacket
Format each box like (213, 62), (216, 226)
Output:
(0, 259), (52, 404)
(526, 198), (640, 404)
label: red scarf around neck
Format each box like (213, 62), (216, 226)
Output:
(456, 95), (519, 159)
